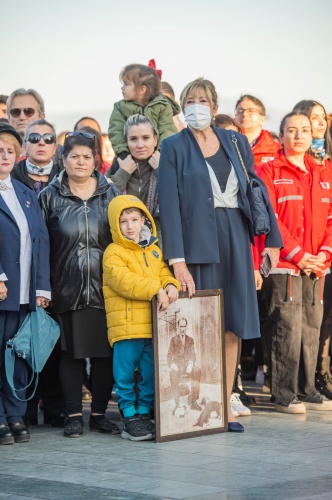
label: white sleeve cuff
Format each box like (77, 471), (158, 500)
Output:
(0, 273), (8, 281)
(36, 290), (51, 300)
(169, 258), (185, 266)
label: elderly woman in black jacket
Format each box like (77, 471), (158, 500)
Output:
(39, 131), (119, 438)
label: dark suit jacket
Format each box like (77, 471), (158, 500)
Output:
(0, 178), (50, 311)
(167, 334), (196, 372)
(158, 126), (282, 263)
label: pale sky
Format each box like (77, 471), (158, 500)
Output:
(2, 0), (331, 134)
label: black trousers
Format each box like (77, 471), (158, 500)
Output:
(169, 366), (201, 405)
(60, 350), (114, 415)
(25, 338), (65, 420)
(261, 274), (324, 403)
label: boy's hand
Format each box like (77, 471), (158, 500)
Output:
(165, 284), (178, 304)
(118, 155), (137, 175)
(157, 288), (169, 311)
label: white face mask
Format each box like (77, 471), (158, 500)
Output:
(184, 104), (211, 131)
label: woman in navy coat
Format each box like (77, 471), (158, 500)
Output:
(0, 124), (50, 445)
(158, 78), (282, 432)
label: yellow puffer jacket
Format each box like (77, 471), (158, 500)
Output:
(103, 195), (180, 346)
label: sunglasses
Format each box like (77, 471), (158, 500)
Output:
(27, 133), (56, 144)
(65, 131), (95, 141)
(9, 108), (36, 118)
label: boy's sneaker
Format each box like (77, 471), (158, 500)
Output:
(230, 393), (251, 416)
(140, 414), (155, 437)
(121, 415), (154, 441)
(275, 397), (306, 414)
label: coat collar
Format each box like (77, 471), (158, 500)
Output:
(185, 126), (248, 197)
(0, 177), (34, 230)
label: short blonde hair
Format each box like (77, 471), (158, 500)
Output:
(180, 78), (218, 112)
(0, 132), (21, 159)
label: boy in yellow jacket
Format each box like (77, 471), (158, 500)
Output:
(103, 195), (180, 441)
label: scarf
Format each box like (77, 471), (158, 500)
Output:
(26, 158), (54, 176)
(311, 138), (326, 159)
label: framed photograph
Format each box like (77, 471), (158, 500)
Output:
(152, 289), (227, 443)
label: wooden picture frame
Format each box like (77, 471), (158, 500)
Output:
(152, 289), (227, 443)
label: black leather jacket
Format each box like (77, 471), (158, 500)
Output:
(38, 171), (119, 313)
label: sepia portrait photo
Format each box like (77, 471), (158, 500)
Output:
(152, 289), (227, 442)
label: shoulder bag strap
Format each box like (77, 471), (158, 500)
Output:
(5, 347), (39, 401)
(231, 134), (250, 184)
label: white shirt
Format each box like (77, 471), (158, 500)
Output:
(0, 176), (50, 303)
(169, 162), (239, 266)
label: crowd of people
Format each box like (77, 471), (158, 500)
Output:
(1, 60), (332, 444)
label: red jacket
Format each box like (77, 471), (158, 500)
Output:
(251, 130), (281, 170)
(259, 151), (332, 275)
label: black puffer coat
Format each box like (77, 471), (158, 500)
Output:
(38, 171), (119, 313)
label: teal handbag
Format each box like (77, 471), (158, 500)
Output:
(5, 307), (60, 401)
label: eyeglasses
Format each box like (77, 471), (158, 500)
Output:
(235, 108), (263, 117)
(65, 131), (95, 141)
(9, 108), (36, 118)
(27, 133), (56, 144)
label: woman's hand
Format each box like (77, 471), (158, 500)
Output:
(254, 270), (263, 290)
(298, 252), (326, 275)
(118, 155), (137, 175)
(0, 281), (8, 301)
(172, 262), (195, 298)
(148, 151), (160, 170)
(36, 296), (50, 309)
(165, 284), (179, 304)
(157, 288), (170, 311)
(262, 247), (280, 271)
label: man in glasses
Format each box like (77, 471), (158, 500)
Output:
(7, 88), (63, 167)
(234, 95), (281, 398)
(234, 94), (280, 170)
(7, 88), (45, 140)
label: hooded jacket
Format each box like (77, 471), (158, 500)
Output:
(103, 195), (180, 346)
(38, 170), (119, 313)
(259, 150), (332, 275)
(108, 93), (180, 155)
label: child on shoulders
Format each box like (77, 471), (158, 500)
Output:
(108, 63), (180, 158)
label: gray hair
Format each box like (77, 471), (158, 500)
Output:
(24, 119), (56, 143)
(7, 88), (45, 115)
(123, 114), (157, 141)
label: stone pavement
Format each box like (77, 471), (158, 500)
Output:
(1, 383), (332, 500)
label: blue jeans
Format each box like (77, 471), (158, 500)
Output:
(113, 339), (153, 417)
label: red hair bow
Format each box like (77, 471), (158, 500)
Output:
(148, 59), (162, 79)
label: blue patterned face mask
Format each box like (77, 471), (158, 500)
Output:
(312, 138), (326, 158)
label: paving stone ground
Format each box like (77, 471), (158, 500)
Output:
(1, 383), (332, 500)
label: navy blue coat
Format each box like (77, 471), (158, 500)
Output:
(0, 179), (50, 311)
(158, 126), (282, 263)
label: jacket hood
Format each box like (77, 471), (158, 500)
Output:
(160, 94), (181, 116)
(108, 195), (157, 248)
